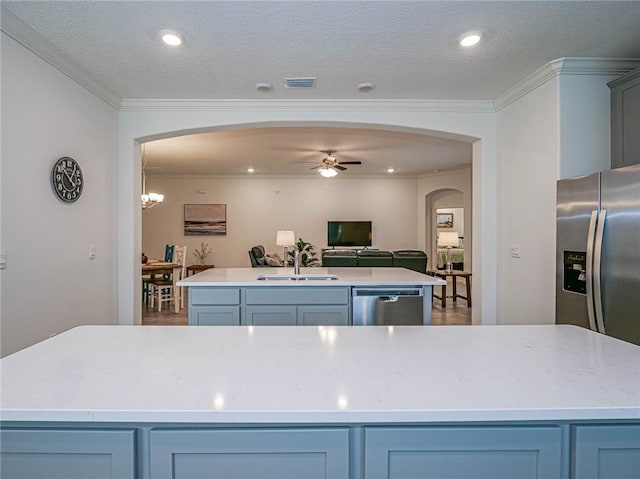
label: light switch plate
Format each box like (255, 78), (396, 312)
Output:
(511, 244), (521, 258)
(89, 245), (96, 260)
(0, 249), (6, 269)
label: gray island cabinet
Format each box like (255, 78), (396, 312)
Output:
(191, 286), (350, 326)
(1, 326), (639, 479)
(180, 267), (443, 326)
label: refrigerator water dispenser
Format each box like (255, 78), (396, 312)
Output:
(563, 251), (586, 294)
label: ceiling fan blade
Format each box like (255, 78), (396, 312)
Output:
(309, 165), (322, 170)
(337, 161), (362, 165)
(334, 164), (347, 171)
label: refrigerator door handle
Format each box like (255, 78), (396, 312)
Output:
(593, 209), (607, 334)
(585, 210), (598, 331)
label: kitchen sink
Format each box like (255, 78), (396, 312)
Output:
(257, 274), (338, 281)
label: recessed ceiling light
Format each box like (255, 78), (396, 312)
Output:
(255, 82), (273, 93)
(387, 168), (395, 173)
(159, 29), (183, 46)
(358, 82), (375, 93)
(459, 31), (482, 47)
(247, 168), (255, 173)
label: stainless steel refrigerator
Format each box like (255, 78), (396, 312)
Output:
(556, 163), (640, 345)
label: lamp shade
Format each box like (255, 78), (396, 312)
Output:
(438, 231), (459, 247)
(276, 230), (295, 246)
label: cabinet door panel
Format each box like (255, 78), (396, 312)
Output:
(0, 429), (135, 479)
(573, 425), (640, 479)
(298, 305), (349, 325)
(190, 287), (240, 305)
(365, 427), (562, 479)
(245, 306), (297, 325)
(245, 287), (349, 305)
(191, 306), (240, 325)
(150, 428), (349, 479)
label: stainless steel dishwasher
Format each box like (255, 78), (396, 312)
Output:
(352, 287), (424, 325)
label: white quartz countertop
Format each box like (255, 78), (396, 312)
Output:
(177, 267), (446, 287)
(1, 325), (639, 424)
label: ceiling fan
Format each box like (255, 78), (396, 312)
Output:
(308, 150), (362, 177)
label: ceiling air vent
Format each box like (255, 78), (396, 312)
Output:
(285, 77), (316, 88)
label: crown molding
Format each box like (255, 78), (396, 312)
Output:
(494, 57), (640, 111)
(120, 98), (495, 113)
(1, 6), (121, 109)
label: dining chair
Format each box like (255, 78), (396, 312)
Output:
(149, 245), (187, 312)
(142, 244), (175, 306)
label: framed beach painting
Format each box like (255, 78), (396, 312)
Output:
(436, 213), (454, 228)
(184, 204), (227, 236)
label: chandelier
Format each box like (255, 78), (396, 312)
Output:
(141, 144), (164, 209)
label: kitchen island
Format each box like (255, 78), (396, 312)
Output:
(177, 267), (446, 326)
(1, 325), (639, 479)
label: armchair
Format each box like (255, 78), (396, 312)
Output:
(249, 245), (269, 267)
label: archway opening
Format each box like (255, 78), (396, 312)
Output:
(128, 120), (483, 326)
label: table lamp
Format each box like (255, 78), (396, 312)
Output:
(276, 230), (295, 266)
(438, 231), (459, 273)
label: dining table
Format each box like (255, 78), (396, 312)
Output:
(142, 261), (183, 313)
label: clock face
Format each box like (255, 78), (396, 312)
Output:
(51, 157), (83, 203)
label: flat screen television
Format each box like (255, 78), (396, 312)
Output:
(327, 221), (372, 247)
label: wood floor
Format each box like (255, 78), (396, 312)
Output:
(142, 278), (472, 326)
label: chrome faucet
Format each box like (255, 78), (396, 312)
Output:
(293, 248), (301, 275)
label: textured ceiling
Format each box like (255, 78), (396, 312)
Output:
(3, 0), (639, 176)
(4, 1), (640, 100)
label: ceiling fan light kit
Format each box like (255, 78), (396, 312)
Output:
(308, 150), (362, 177)
(319, 166), (338, 178)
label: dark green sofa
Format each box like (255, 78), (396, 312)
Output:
(321, 249), (428, 273)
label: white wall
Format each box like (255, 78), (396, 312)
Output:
(142, 176), (419, 267)
(1, 34), (118, 356)
(495, 72), (616, 325)
(496, 78), (559, 325)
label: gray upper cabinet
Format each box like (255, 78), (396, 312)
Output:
(609, 68), (640, 169)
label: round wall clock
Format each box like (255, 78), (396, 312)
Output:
(51, 157), (83, 203)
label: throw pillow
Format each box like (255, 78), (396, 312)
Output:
(264, 255), (283, 267)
